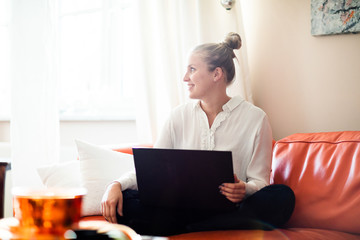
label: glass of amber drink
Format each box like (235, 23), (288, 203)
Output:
(12, 187), (87, 237)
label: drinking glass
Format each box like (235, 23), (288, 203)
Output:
(12, 187), (87, 238)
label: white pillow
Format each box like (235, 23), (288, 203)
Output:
(75, 139), (135, 216)
(37, 161), (81, 188)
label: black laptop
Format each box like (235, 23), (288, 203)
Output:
(132, 148), (236, 211)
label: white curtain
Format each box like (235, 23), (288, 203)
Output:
(134, 0), (253, 143)
(10, 0), (59, 187)
(9, 0), (252, 186)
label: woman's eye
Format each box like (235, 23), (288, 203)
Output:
(190, 67), (195, 73)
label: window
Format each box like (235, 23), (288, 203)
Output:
(58, 0), (138, 120)
(0, 0), (138, 121)
(0, 0), (11, 120)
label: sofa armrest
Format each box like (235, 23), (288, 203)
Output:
(272, 131), (360, 234)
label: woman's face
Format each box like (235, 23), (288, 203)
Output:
(183, 52), (215, 100)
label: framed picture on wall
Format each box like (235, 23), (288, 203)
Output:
(311, 0), (360, 36)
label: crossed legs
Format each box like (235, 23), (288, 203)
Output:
(116, 184), (295, 236)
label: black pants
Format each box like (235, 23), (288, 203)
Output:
(116, 184), (295, 236)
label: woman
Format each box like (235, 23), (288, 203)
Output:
(101, 32), (295, 236)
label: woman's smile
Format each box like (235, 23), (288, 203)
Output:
(187, 83), (195, 91)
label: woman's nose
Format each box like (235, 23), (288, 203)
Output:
(183, 72), (189, 82)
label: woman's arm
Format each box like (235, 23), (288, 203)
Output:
(101, 181), (123, 223)
(244, 115), (273, 197)
(220, 115), (273, 203)
(154, 116), (174, 148)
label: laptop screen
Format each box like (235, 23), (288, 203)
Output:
(133, 148), (236, 211)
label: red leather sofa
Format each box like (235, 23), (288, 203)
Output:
(81, 131), (360, 240)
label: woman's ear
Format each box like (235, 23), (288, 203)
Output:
(213, 67), (225, 82)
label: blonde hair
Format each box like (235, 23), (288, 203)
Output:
(192, 32), (241, 83)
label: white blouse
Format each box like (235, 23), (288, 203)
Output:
(116, 96), (273, 197)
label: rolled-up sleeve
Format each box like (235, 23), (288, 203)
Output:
(115, 171), (138, 191)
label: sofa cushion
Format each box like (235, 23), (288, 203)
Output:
(272, 131), (360, 234)
(75, 139), (135, 216)
(37, 161), (81, 188)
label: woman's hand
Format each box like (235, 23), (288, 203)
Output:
(219, 174), (246, 203)
(101, 181), (123, 223)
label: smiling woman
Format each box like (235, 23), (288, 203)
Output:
(100, 33), (295, 236)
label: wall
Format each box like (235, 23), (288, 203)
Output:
(0, 122), (10, 142)
(240, 0), (360, 140)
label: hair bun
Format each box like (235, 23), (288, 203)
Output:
(223, 32), (242, 50)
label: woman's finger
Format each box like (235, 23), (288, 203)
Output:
(220, 182), (245, 193)
(221, 190), (244, 202)
(219, 180), (246, 203)
(221, 191), (243, 202)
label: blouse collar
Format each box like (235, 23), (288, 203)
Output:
(193, 95), (244, 112)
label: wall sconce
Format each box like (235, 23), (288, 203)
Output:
(220, 0), (236, 10)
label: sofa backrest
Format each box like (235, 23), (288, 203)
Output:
(272, 131), (360, 234)
(112, 144), (153, 155)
